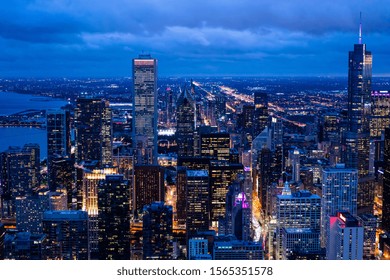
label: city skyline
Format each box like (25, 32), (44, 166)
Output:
(1, 1), (390, 77)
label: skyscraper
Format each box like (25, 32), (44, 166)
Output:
(46, 109), (71, 190)
(132, 54), (158, 165)
(321, 165), (358, 246)
(346, 18), (372, 178)
(200, 132), (230, 161)
(176, 87), (195, 158)
(142, 202), (173, 260)
(186, 170), (210, 238)
(98, 175), (130, 260)
(75, 98), (113, 166)
(134, 165), (165, 213)
(42, 210), (89, 260)
(253, 92), (268, 138)
(383, 127), (390, 232)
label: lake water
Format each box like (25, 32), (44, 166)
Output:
(0, 91), (69, 159)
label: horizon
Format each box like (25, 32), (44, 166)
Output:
(1, 1), (390, 77)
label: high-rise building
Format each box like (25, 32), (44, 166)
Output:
(46, 109), (71, 190)
(253, 92), (268, 138)
(209, 160), (243, 228)
(200, 132), (230, 161)
(142, 202), (173, 260)
(186, 170), (210, 238)
(176, 87), (195, 158)
(98, 175), (130, 260)
(48, 156), (74, 209)
(15, 194), (50, 234)
(275, 184), (321, 259)
(383, 127), (390, 232)
(132, 54), (158, 165)
(358, 213), (377, 259)
(0, 144), (40, 217)
(346, 20), (372, 178)
(326, 211), (363, 260)
(42, 210), (89, 260)
(75, 98), (112, 166)
(370, 91), (390, 138)
(281, 228), (321, 260)
(134, 165), (164, 213)
(321, 165), (358, 246)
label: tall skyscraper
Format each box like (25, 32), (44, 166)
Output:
(0, 144), (40, 217)
(186, 170), (210, 238)
(132, 54), (158, 165)
(346, 19), (372, 178)
(253, 92), (268, 137)
(383, 127), (390, 232)
(43, 210), (89, 260)
(15, 194), (50, 234)
(321, 165), (358, 246)
(176, 87), (195, 158)
(46, 109), (71, 190)
(98, 175), (130, 260)
(209, 160), (243, 228)
(370, 91), (390, 138)
(142, 202), (173, 260)
(75, 98), (113, 166)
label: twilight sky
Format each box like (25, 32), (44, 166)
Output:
(1, 0), (390, 77)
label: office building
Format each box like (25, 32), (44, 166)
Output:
(75, 97), (113, 166)
(253, 92), (268, 137)
(275, 183), (321, 259)
(213, 239), (263, 260)
(134, 165), (164, 213)
(132, 54), (158, 165)
(358, 213), (377, 259)
(186, 170), (210, 238)
(370, 91), (390, 138)
(98, 175), (130, 260)
(176, 87), (195, 158)
(321, 165), (358, 246)
(42, 210), (89, 260)
(281, 228), (321, 260)
(3, 231), (46, 260)
(15, 195), (50, 234)
(200, 132), (230, 161)
(209, 160), (243, 228)
(48, 156), (74, 209)
(142, 202), (173, 260)
(46, 109), (71, 190)
(326, 211), (363, 260)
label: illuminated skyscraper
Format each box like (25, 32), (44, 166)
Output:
(186, 170), (210, 238)
(176, 87), (195, 158)
(370, 91), (390, 139)
(345, 18), (372, 178)
(132, 54), (158, 165)
(200, 132), (230, 161)
(75, 98), (113, 166)
(98, 175), (130, 260)
(253, 92), (268, 137)
(46, 109), (71, 190)
(43, 210), (89, 260)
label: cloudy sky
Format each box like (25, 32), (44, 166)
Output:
(1, 0), (389, 77)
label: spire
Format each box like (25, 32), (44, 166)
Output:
(358, 12), (362, 44)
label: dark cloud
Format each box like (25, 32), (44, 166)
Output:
(0, 0), (389, 76)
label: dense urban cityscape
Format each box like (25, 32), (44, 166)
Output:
(0, 19), (390, 261)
